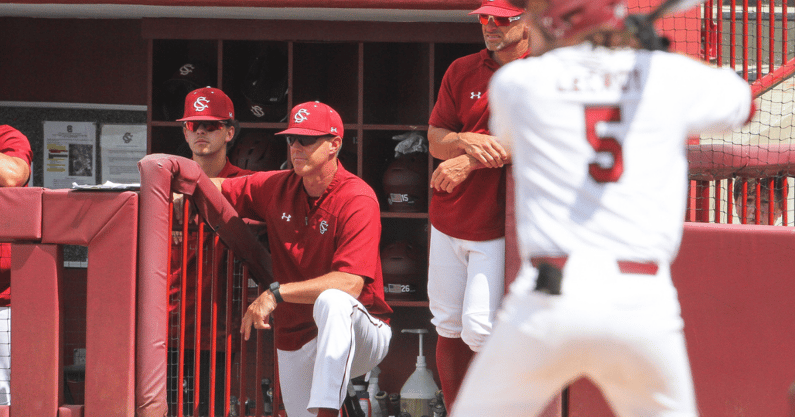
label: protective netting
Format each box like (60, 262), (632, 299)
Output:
(631, 0), (795, 225)
(694, 1), (794, 225)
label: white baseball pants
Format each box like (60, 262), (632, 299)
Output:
(427, 226), (505, 352)
(277, 289), (391, 417)
(452, 252), (697, 417)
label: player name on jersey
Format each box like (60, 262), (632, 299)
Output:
(557, 67), (643, 93)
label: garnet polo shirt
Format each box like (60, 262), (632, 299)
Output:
(429, 48), (508, 241)
(222, 162), (392, 351)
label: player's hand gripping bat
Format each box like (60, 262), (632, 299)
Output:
(625, 0), (706, 51)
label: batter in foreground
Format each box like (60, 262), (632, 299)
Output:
(453, 0), (755, 416)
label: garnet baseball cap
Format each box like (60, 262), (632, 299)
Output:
(469, 0), (525, 17)
(177, 87), (235, 121)
(276, 101), (344, 138)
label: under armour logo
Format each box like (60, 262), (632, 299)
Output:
(294, 108), (310, 123)
(330, 127), (337, 133)
(179, 63), (195, 76)
(319, 220), (328, 235)
(194, 97), (210, 112)
(282, 213), (291, 221)
(471, 92), (482, 99)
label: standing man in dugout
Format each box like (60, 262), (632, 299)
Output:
(213, 101), (392, 417)
(426, 0), (534, 409)
(0, 125), (33, 405)
(171, 87), (254, 415)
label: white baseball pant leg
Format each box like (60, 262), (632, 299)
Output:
(277, 289), (391, 417)
(0, 307), (8, 405)
(453, 253), (697, 417)
(427, 226), (505, 351)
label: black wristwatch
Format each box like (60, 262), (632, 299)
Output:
(269, 281), (283, 304)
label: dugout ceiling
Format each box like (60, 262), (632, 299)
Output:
(0, 0), (480, 21)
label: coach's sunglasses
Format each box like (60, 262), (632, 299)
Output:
(285, 135), (331, 147)
(478, 14), (522, 27)
(183, 120), (230, 132)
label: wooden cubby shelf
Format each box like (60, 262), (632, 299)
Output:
(144, 20), (482, 393)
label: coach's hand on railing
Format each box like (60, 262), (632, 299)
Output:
(241, 289), (277, 341)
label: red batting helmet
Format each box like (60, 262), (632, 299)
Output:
(159, 62), (213, 120)
(539, 0), (628, 41)
(228, 131), (286, 172)
(382, 153), (428, 213)
(381, 240), (426, 301)
(241, 48), (289, 121)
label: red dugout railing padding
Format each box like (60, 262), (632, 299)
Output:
(11, 244), (65, 417)
(0, 188), (42, 241)
(688, 143), (795, 180)
(0, 187), (138, 417)
(43, 190), (139, 417)
(136, 154), (274, 417)
(674, 223), (795, 417)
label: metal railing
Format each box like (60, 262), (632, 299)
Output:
(690, 0), (795, 225)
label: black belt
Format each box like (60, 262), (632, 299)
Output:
(530, 256), (659, 275)
(529, 256), (659, 295)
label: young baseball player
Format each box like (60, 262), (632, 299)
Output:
(452, 0), (756, 416)
(0, 125), (32, 405)
(170, 87), (254, 415)
(179, 87), (250, 179)
(426, 0), (534, 409)
(172, 87), (253, 234)
(214, 101), (392, 417)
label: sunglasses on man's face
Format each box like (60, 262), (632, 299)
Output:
(285, 135), (328, 147)
(479, 14), (522, 27)
(184, 120), (229, 132)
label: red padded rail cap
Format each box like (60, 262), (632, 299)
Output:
(687, 143), (795, 180)
(0, 187), (43, 241)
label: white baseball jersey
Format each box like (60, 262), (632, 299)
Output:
(489, 43), (752, 265)
(452, 43), (753, 417)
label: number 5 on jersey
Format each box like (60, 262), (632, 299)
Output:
(585, 106), (624, 183)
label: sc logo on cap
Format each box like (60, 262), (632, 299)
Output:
(294, 108), (310, 123)
(194, 97), (210, 112)
(179, 63), (196, 76)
